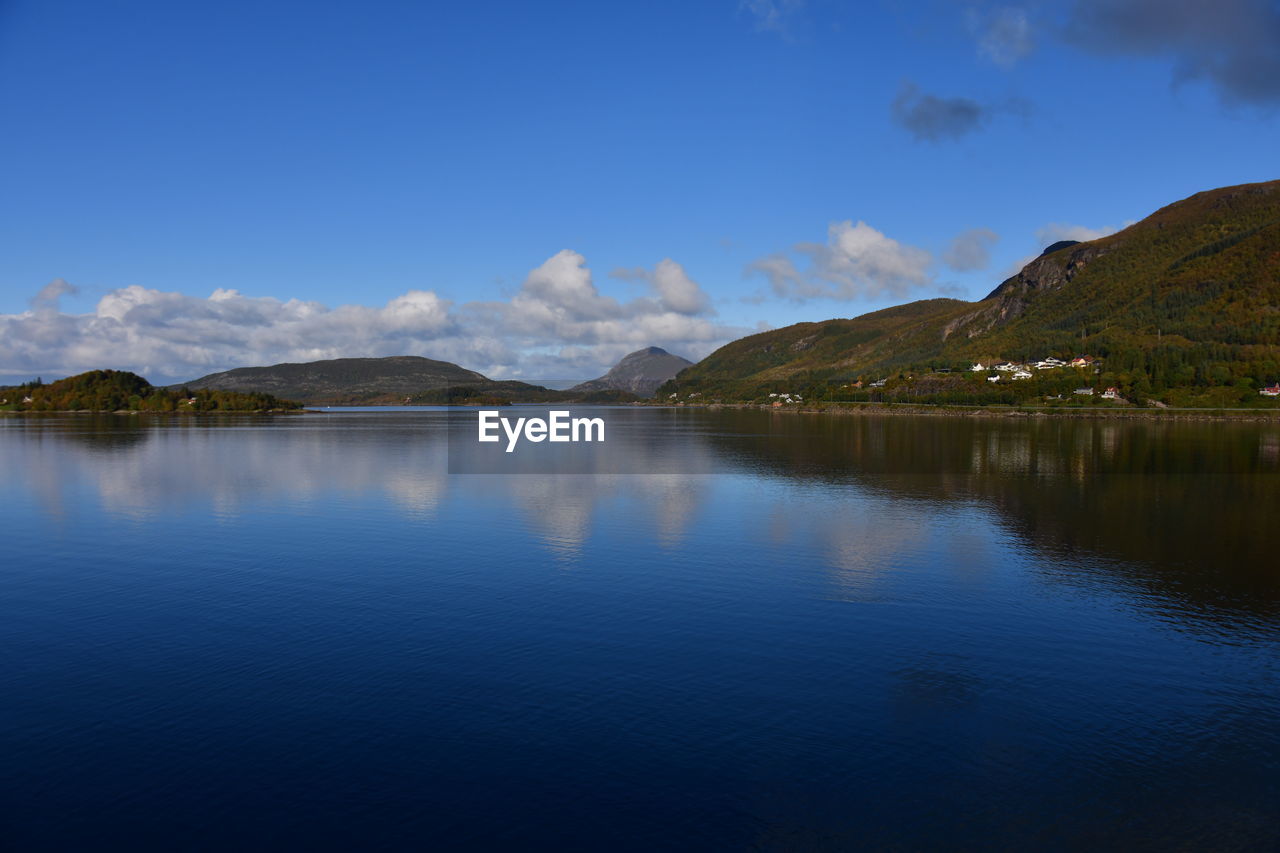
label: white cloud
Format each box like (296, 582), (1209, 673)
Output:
(1, 252), (738, 384)
(31, 278), (78, 312)
(651, 258), (712, 315)
(748, 220), (934, 301)
(1034, 220), (1133, 244)
(514, 249), (611, 319)
(610, 258), (713, 315)
(942, 227), (1000, 272)
(812, 221), (933, 296)
(1, 283), (474, 383)
(744, 254), (803, 298)
(487, 250), (732, 375)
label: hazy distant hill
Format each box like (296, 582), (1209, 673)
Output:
(664, 180), (1280, 407)
(570, 347), (693, 397)
(178, 356), (566, 405)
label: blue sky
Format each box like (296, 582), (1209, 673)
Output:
(2, 0), (1278, 382)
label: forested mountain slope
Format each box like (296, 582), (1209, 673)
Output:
(666, 180), (1280, 406)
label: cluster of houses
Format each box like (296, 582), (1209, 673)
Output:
(1080, 387), (1122, 399)
(1044, 386), (1122, 400)
(973, 355), (1099, 384)
(754, 357), (1280, 404)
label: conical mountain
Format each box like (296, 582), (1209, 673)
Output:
(570, 347), (694, 397)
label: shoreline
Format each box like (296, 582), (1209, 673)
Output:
(0, 409), (305, 416)
(661, 401), (1280, 422)
(5, 403), (1280, 422)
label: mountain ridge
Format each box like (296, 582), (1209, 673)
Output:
(663, 179), (1280, 407)
(176, 355), (563, 405)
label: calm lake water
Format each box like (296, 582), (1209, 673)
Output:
(2, 407), (1278, 851)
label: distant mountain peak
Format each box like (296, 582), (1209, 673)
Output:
(1039, 240), (1081, 256)
(570, 346), (693, 398)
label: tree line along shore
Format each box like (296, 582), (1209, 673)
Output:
(0, 371), (300, 413)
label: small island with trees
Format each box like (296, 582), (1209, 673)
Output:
(0, 370), (301, 413)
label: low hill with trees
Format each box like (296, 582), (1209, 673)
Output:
(1, 370), (300, 412)
(175, 355), (572, 404)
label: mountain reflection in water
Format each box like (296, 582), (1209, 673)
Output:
(6, 409), (1276, 627)
(1, 408), (1277, 850)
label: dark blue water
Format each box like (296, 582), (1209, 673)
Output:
(2, 409), (1278, 850)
